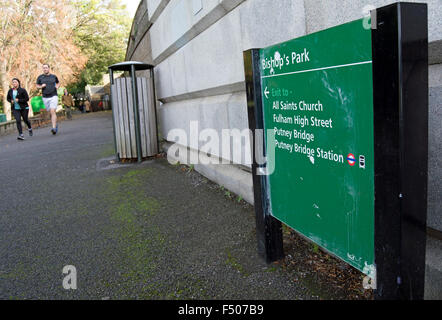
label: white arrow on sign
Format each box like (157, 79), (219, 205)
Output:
(264, 87), (269, 99)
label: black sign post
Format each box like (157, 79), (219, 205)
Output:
(244, 49), (284, 264)
(372, 2), (428, 300)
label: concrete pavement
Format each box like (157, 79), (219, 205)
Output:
(0, 111), (439, 300)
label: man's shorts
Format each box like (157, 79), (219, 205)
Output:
(43, 96), (59, 111)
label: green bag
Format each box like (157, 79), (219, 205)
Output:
(31, 96), (45, 113)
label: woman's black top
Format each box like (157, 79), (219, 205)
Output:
(7, 87), (30, 110)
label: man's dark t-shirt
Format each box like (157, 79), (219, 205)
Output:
(37, 74), (59, 98)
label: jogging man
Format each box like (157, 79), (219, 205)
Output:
(37, 64), (60, 135)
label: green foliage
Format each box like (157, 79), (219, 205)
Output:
(312, 243), (319, 254)
(225, 250), (249, 277)
(69, 0), (132, 92)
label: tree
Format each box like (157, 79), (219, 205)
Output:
(69, 0), (131, 93)
(0, 0), (30, 120)
(0, 0), (131, 119)
(0, 0), (87, 120)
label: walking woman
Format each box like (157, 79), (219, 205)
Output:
(7, 78), (33, 140)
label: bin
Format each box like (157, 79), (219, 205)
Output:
(0, 113), (6, 123)
(108, 61), (159, 162)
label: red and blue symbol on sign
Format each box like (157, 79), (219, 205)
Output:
(347, 153), (356, 166)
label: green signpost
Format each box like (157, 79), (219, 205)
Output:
(244, 2), (428, 300)
(260, 19), (375, 277)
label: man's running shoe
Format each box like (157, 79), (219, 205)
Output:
(18, 134), (25, 140)
(28, 129), (33, 137)
(51, 128), (56, 135)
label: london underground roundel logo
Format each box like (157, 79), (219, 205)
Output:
(347, 153), (356, 166)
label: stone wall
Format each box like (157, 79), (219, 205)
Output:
(428, 64), (442, 232)
(126, 0), (442, 232)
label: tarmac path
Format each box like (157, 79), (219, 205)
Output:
(0, 112), (314, 300)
